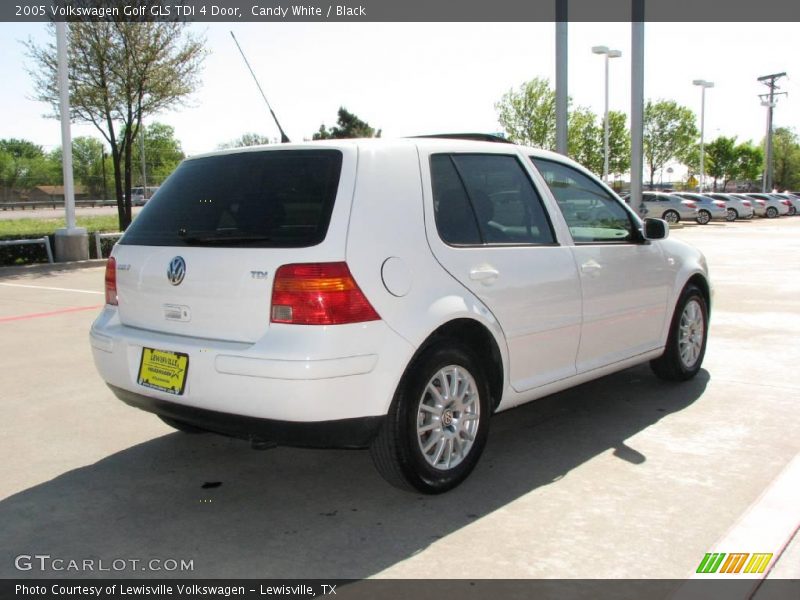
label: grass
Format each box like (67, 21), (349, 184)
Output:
(0, 215), (123, 238)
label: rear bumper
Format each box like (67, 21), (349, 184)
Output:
(109, 384), (383, 448)
(90, 307), (415, 424)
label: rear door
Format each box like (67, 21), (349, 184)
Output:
(421, 150), (582, 392)
(113, 147), (354, 343)
(530, 157), (670, 373)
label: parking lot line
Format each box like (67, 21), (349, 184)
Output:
(0, 282), (103, 295)
(0, 304), (102, 323)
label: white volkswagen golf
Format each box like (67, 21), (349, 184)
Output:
(90, 137), (711, 493)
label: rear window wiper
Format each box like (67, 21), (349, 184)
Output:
(178, 229), (273, 245)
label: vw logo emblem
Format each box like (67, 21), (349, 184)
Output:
(167, 256), (186, 286)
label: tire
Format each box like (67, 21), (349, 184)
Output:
(663, 210), (680, 224)
(766, 206), (778, 218)
(370, 344), (491, 494)
(696, 210), (711, 225)
(789, 206), (797, 216)
(159, 415), (207, 434)
(726, 208), (737, 222)
(650, 284), (708, 381)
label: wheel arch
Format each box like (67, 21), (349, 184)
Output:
(409, 318), (505, 412)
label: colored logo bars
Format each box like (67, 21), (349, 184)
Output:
(696, 552), (773, 574)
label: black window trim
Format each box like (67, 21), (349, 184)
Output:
(430, 152), (560, 249)
(529, 156), (647, 246)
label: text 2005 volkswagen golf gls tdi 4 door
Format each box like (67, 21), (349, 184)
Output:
(91, 138), (711, 493)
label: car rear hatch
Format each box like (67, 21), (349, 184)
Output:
(111, 146), (356, 343)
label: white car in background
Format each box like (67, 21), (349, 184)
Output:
(744, 193), (789, 218)
(622, 191), (699, 224)
(707, 193), (755, 221)
(91, 137), (711, 493)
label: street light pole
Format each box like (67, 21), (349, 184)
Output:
(592, 46), (622, 183)
(692, 79), (714, 192)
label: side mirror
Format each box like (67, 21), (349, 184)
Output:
(643, 218), (669, 240)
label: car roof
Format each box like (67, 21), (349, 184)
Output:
(184, 137), (585, 169)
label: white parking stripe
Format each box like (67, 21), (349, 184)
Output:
(0, 282), (103, 295)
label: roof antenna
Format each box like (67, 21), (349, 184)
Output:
(230, 31), (291, 143)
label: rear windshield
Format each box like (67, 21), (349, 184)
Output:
(121, 150), (343, 247)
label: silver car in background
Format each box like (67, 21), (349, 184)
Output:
(623, 191), (699, 224)
(730, 193), (767, 217)
(743, 193), (789, 218)
(770, 194), (799, 216)
(673, 193), (728, 224)
(707, 193), (755, 221)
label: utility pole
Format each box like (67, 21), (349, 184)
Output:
(630, 0), (645, 216)
(139, 123), (148, 196)
(757, 72), (786, 192)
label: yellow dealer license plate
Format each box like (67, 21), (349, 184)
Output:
(137, 348), (189, 396)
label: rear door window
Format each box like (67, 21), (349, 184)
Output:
(430, 153), (555, 246)
(121, 150), (343, 247)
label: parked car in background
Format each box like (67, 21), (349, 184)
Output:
(90, 137), (711, 493)
(743, 193), (788, 218)
(131, 186), (160, 206)
(673, 193), (727, 224)
(622, 191), (698, 224)
(770, 193), (799, 216)
(730, 193), (767, 217)
(706, 193), (755, 221)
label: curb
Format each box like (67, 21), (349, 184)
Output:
(0, 259), (106, 278)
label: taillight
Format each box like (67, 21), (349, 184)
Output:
(270, 262), (380, 325)
(682, 201), (697, 209)
(742, 201), (752, 207)
(713, 201), (726, 208)
(104, 257), (118, 306)
(782, 200), (791, 206)
(757, 199), (766, 205)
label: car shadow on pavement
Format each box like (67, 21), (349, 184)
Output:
(0, 364), (708, 579)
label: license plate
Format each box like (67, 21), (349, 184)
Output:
(137, 348), (189, 395)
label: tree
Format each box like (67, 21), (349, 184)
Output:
(0, 137), (60, 195)
(26, 19), (206, 230)
(217, 132), (271, 149)
(770, 127), (800, 191)
(607, 111), (631, 179)
(495, 78), (556, 149)
(567, 107), (602, 175)
(313, 107), (381, 140)
(705, 136), (738, 191)
(130, 122), (185, 185)
(643, 100), (698, 187)
(734, 142), (763, 185)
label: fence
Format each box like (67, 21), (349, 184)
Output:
(0, 237), (54, 263)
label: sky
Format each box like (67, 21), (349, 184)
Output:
(0, 21), (797, 170)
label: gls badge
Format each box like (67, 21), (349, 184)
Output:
(167, 256), (186, 286)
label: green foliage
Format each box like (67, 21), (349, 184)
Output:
(770, 127), (800, 190)
(495, 79), (629, 179)
(495, 78), (557, 149)
(25, 21), (206, 230)
(0, 139), (45, 159)
(643, 100), (699, 186)
(313, 107), (381, 140)
(217, 132), (272, 149)
(607, 111), (631, 178)
(567, 107), (602, 175)
(705, 136), (738, 190)
(734, 142), (763, 183)
(0, 138), (62, 197)
(130, 122), (185, 185)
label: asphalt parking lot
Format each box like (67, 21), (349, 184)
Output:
(0, 218), (798, 582)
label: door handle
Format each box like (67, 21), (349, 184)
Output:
(580, 259), (603, 275)
(469, 266), (500, 284)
